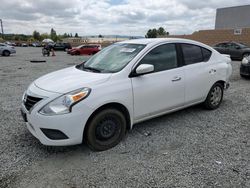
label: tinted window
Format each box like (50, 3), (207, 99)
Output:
(228, 43), (240, 49)
(139, 44), (177, 73)
(181, 44), (203, 65)
(202, 48), (212, 62)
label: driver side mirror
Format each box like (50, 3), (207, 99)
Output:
(129, 64), (154, 77)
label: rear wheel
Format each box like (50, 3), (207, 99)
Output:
(204, 83), (224, 110)
(3, 50), (10, 56)
(86, 109), (126, 151)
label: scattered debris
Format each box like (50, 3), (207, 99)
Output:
(215, 161), (222, 165)
(232, 168), (240, 174)
(144, 131), (152, 136)
(30, 60), (46, 63)
(162, 151), (168, 155)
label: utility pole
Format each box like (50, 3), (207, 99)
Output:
(0, 19), (3, 39)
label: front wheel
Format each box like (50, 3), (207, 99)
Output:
(204, 83), (224, 110)
(86, 109), (126, 151)
(3, 50), (10, 56)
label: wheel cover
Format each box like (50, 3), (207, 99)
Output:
(243, 54), (250, 58)
(210, 86), (222, 106)
(95, 116), (120, 141)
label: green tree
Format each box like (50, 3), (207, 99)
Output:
(32, 30), (40, 41)
(98, 34), (103, 38)
(50, 28), (57, 42)
(157, 27), (167, 36)
(75, 33), (79, 37)
(62, 33), (68, 38)
(145, 28), (158, 38)
(145, 27), (169, 38)
(40, 33), (50, 40)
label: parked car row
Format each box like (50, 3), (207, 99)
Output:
(213, 41), (250, 60)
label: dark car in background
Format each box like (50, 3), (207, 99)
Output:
(213, 42), (250, 60)
(240, 57), (250, 78)
(69, 44), (101, 55)
(53, 42), (72, 51)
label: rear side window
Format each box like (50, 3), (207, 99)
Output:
(139, 44), (178, 73)
(181, 44), (212, 64)
(182, 44), (203, 65)
(202, 48), (212, 62)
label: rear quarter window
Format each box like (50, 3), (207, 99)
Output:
(202, 48), (212, 62)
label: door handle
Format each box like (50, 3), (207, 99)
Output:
(172, 76), (181, 82)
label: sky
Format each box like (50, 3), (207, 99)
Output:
(0, 0), (250, 36)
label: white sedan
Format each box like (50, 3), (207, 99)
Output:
(21, 38), (232, 151)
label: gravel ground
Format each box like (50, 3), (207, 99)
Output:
(0, 47), (249, 188)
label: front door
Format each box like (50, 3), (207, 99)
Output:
(131, 43), (185, 121)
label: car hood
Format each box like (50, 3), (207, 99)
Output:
(34, 66), (112, 94)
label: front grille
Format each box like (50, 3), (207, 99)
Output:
(24, 95), (43, 111)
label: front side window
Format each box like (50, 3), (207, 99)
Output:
(81, 43), (145, 73)
(138, 44), (178, 73)
(181, 44), (203, 65)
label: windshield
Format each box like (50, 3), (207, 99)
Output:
(78, 43), (145, 73)
(238, 43), (248, 48)
(76, 45), (84, 48)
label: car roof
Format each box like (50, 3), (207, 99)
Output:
(119, 38), (203, 45)
(118, 38), (212, 50)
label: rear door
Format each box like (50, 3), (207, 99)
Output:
(180, 43), (216, 104)
(131, 43), (185, 121)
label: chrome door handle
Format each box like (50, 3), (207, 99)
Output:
(172, 76), (181, 82)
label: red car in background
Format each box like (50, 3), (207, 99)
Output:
(68, 44), (101, 55)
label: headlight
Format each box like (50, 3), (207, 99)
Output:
(242, 57), (250, 65)
(39, 88), (91, 115)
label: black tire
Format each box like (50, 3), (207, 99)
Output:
(240, 74), (250, 79)
(204, 83), (224, 110)
(86, 108), (126, 151)
(3, 50), (10, 56)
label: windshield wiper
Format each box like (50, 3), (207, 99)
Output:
(83, 65), (101, 73)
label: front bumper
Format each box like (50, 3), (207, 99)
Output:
(240, 64), (250, 76)
(21, 84), (94, 146)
